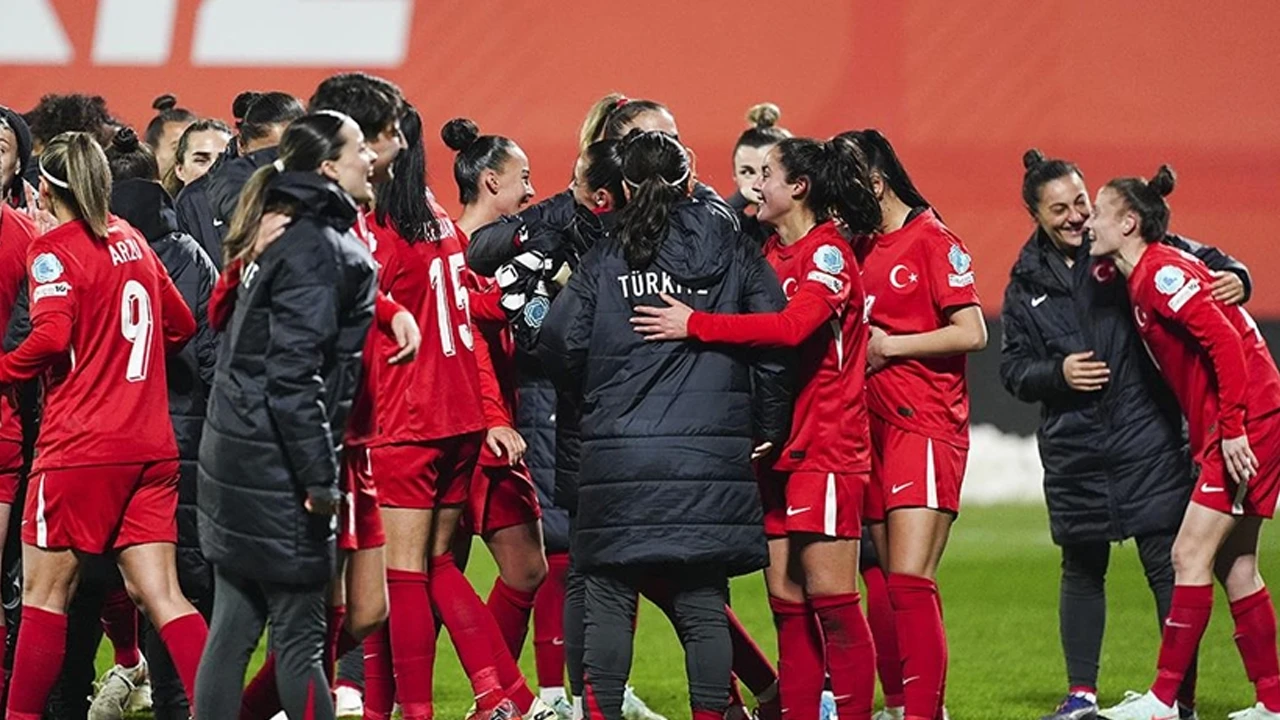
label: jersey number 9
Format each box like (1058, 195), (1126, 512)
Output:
(120, 280), (154, 382)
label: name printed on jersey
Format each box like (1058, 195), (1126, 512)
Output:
(617, 270), (711, 300)
(109, 234), (145, 267)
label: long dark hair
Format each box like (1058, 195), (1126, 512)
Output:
(837, 129), (930, 210)
(105, 126), (159, 183)
(441, 118), (517, 206)
(583, 138), (626, 209)
(223, 113), (349, 264)
(1107, 165), (1177, 243)
(38, 132), (113, 238)
(1020, 148), (1083, 214)
(773, 137), (881, 236)
(616, 131), (690, 270)
(374, 104), (439, 243)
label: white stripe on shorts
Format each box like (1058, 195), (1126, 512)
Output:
(36, 473), (47, 548)
(926, 439), (938, 509)
(824, 473), (837, 537)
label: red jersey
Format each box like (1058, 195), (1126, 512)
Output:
(366, 215), (488, 444)
(1128, 242), (1280, 456)
(688, 221), (870, 473)
(860, 210), (980, 447)
(0, 217), (194, 470)
(0, 206), (38, 446)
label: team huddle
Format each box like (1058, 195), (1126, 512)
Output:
(0, 69), (1276, 720)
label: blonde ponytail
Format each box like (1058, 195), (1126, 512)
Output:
(40, 132), (112, 238)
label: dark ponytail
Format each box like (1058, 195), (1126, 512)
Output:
(773, 137), (881, 236)
(224, 113), (349, 264)
(442, 117), (518, 206)
(105, 126), (159, 183)
(374, 104), (439, 243)
(1106, 165), (1177, 243)
(1019, 148), (1083, 214)
(837, 129), (930, 209)
(616, 130), (690, 270)
(143, 94), (195, 149)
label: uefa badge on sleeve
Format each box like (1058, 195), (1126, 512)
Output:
(31, 253), (64, 284)
(1154, 265), (1186, 295)
(947, 244), (974, 288)
(813, 245), (845, 275)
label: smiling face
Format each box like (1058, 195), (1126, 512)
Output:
(733, 144), (770, 203)
(175, 128), (231, 185)
(489, 144), (534, 215)
(321, 120), (377, 205)
(1032, 172), (1091, 251)
(754, 146), (802, 226)
(1085, 186), (1135, 257)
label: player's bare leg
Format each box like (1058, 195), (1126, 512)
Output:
(21, 544), (81, 613)
(486, 520), (549, 596)
(116, 542), (206, 709)
(344, 546), (389, 640)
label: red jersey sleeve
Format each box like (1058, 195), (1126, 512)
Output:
(209, 258), (242, 332)
(1147, 262), (1250, 438)
(0, 207), (36, 334)
(687, 239), (852, 347)
(159, 265), (197, 353)
(924, 235), (981, 313)
(0, 242), (77, 384)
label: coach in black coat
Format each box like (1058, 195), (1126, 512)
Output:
(198, 173), (376, 587)
(537, 198), (790, 576)
(1001, 229), (1250, 546)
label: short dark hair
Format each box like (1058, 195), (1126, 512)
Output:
(25, 93), (117, 147)
(308, 72), (404, 142)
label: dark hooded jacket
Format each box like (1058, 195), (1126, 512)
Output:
(537, 197), (791, 574)
(1000, 228), (1251, 545)
(111, 178), (218, 594)
(198, 172), (376, 586)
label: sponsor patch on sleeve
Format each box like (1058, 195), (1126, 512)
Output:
(1155, 265), (1186, 295)
(32, 282), (71, 302)
(812, 244), (846, 275)
(948, 271), (975, 287)
(806, 270), (844, 294)
(1168, 278), (1201, 312)
(31, 253), (64, 283)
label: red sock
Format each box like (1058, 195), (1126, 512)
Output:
(1152, 584), (1213, 707)
(692, 711), (722, 720)
(429, 553), (533, 711)
(101, 587), (142, 668)
(389, 569), (436, 719)
(1231, 587), (1280, 711)
(488, 577), (537, 661)
(812, 593), (876, 720)
(240, 654), (281, 720)
(728, 605), (777, 695)
(5, 606), (67, 719)
(159, 612), (208, 709)
(888, 574), (946, 720)
(770, 597), (824, 720)
(362, 624), (396, 719)
(862, 564), (904, 707)
(533, 552), (569, 689)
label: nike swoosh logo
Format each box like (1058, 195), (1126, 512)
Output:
(786, 506), (810, 517)
(1200, 484), (1225, 493)
(1031, 295), (1048, 307)
(903, 676), (920, 685)
(891, 482), (914, 494)
(552, 638), (565, 646)
(1165, 619), (1193, 629)
(212, 218), (224, 227)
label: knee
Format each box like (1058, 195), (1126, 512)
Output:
(1170, 537), (1211, 582)
(1214, 554), (1263, 598)
(346, 597), (388, 641)
(501, 553), (548, 593)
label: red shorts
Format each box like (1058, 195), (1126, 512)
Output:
(0, 440), (22, 505)
(370, 433), (482, 510)
(1192, 411), (1280, 518)
(23, 460), (179, 553)
(868, 415), (967, 521)
(759, 466), (866, 539)
(467, 462), (542, 535)
(339, 446), (385, 551)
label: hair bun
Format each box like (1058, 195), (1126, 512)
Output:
(1022, 148), (1047, 171)
(152, 94), (178, 112)
(441, 118), (480, 152)
(1149, 164), (1177, 197)
(112, 126), (140, 152)
(746, 103), (781, 129)
(232, 91), (263, 122)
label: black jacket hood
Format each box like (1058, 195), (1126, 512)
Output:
(267, 171), (359, 232)
(651, 197), (740, 289)
(110, 178), (180, 244)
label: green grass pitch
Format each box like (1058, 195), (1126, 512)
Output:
(106, 504), (1278, 718)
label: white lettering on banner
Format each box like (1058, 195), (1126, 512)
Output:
(0, 0), (412, 66)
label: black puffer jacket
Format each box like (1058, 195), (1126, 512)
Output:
(207, 146), (280, 230)
(1000, 229), (1251, 545)
(174, 173), (225, 269)
(198, 173), (376, 586)
(537, 198), (791, 574)
(111, 179), (219, 595)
